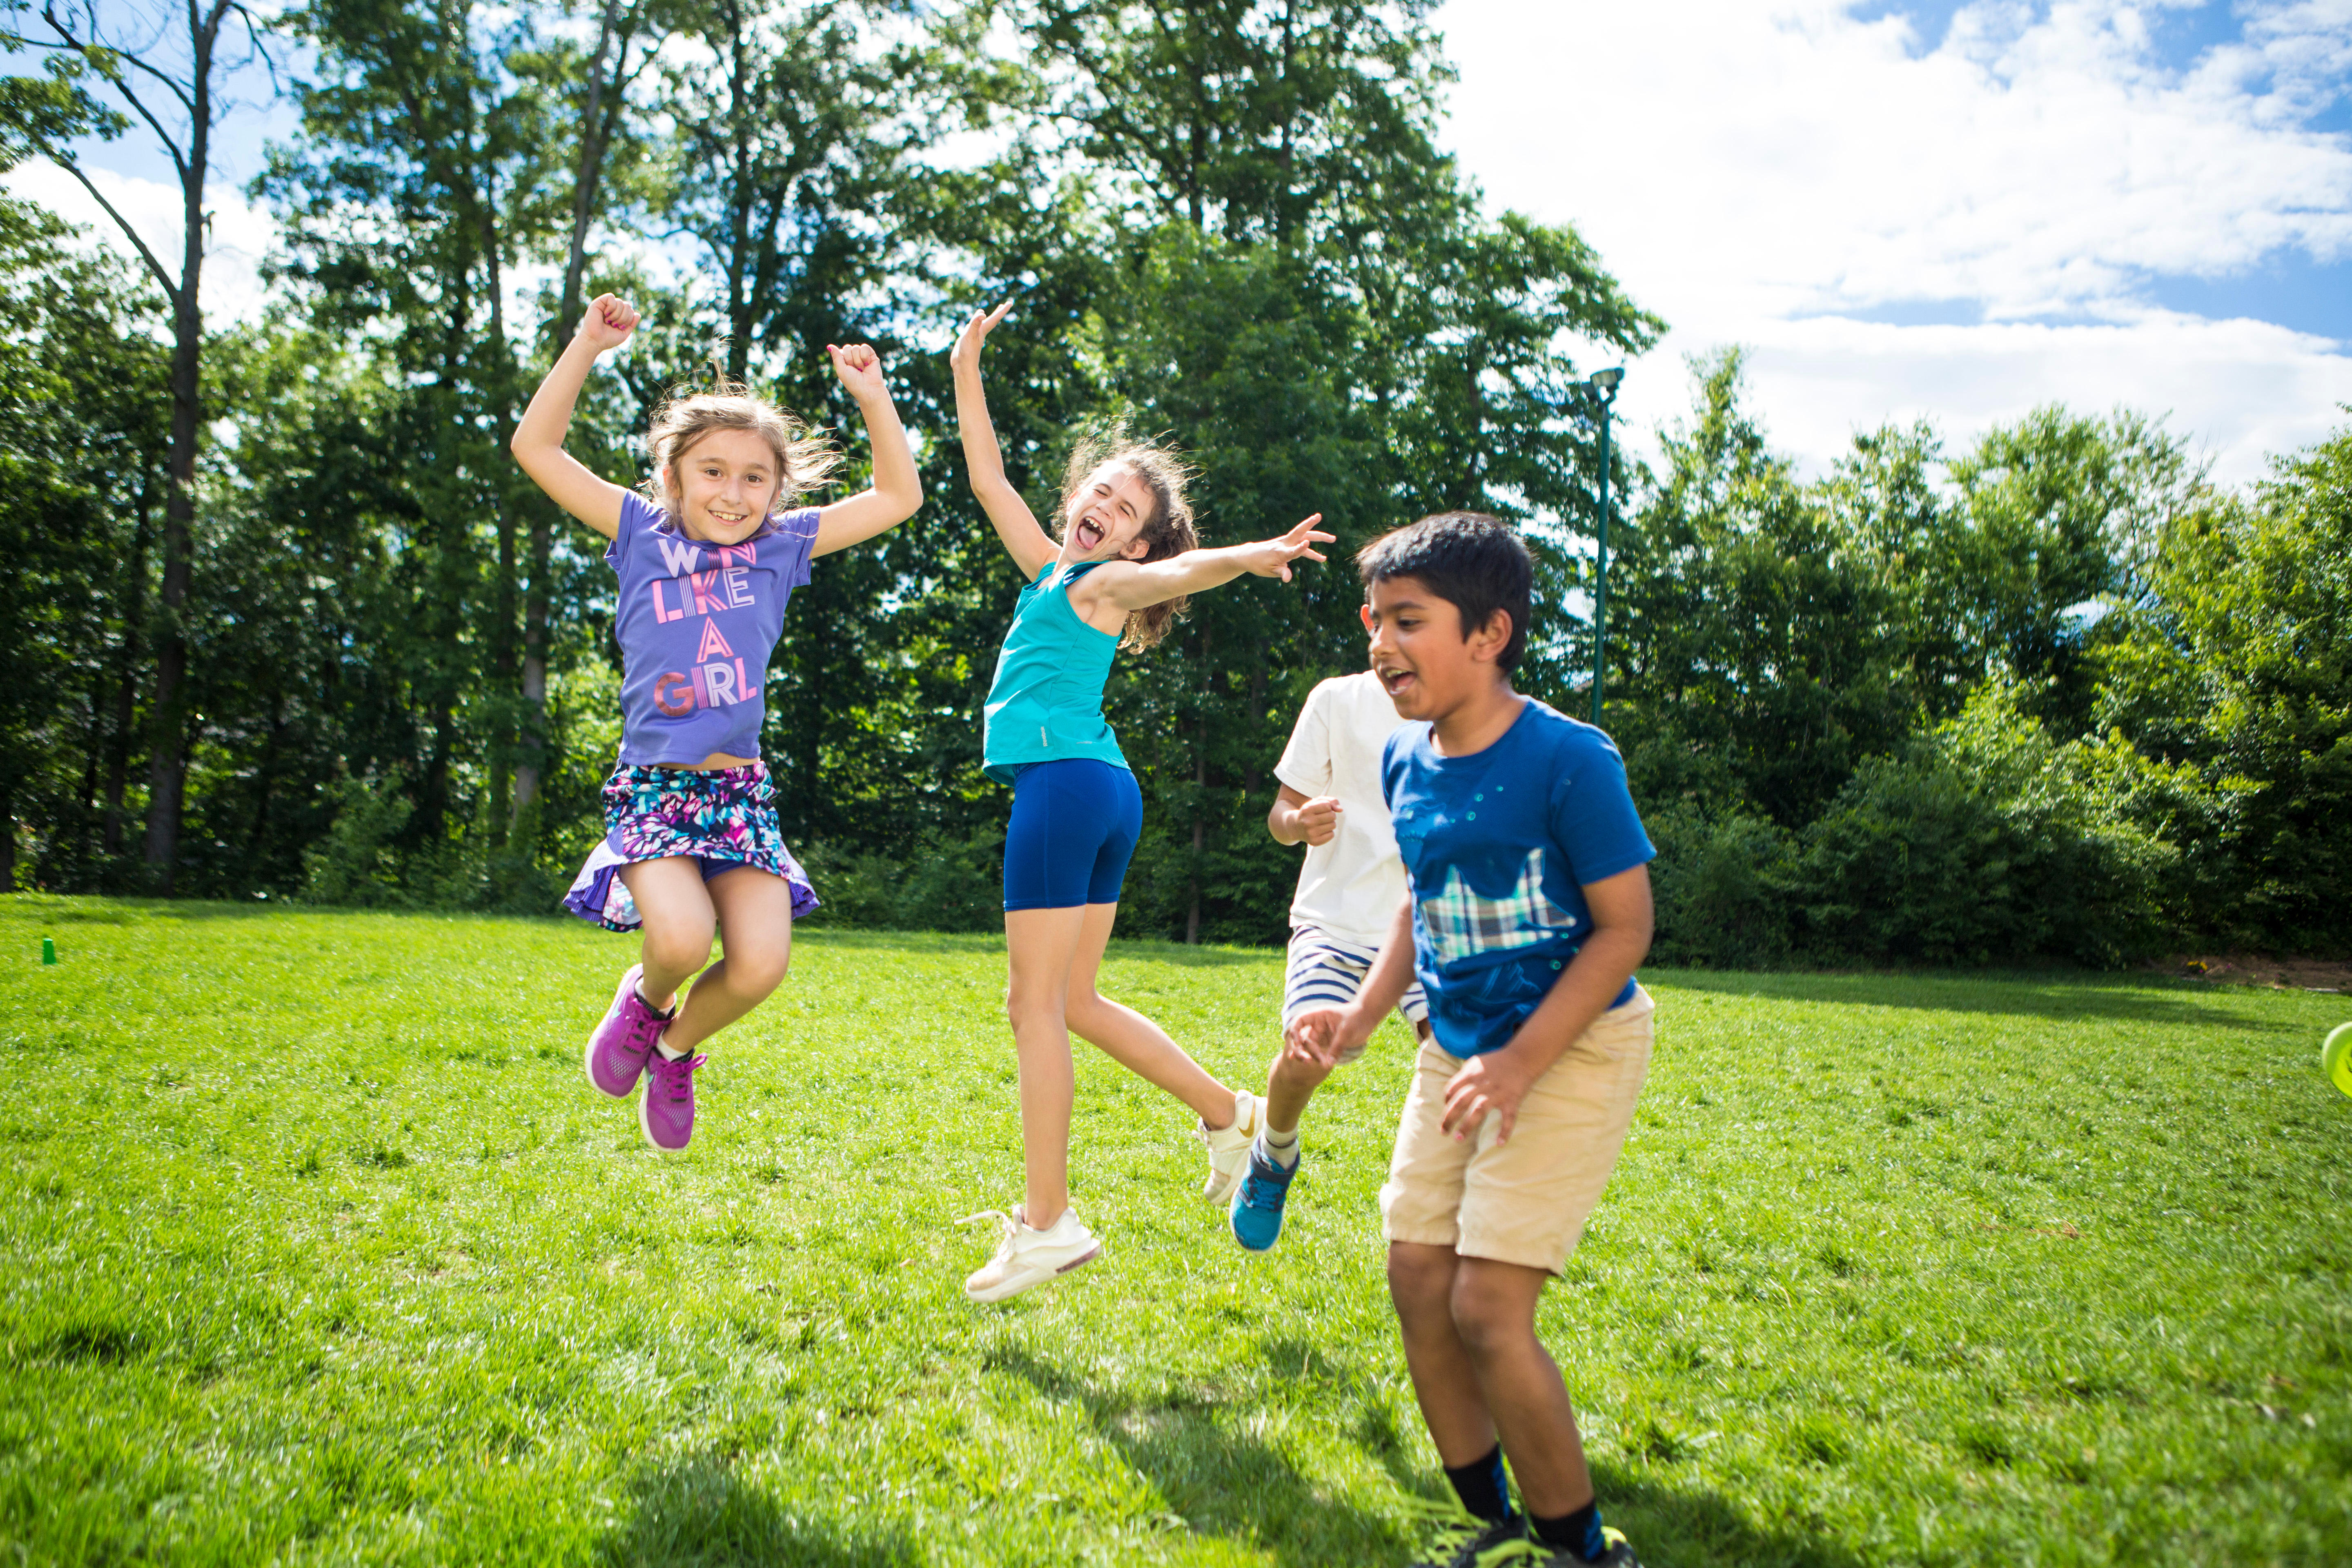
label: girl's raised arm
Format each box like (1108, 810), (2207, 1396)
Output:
(812, 343), (923, 557)
(951, 303), (1058, 581)
(1080, 514), (1335, 614)
(512, 294), (637, 541)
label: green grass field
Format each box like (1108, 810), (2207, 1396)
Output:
(5, 896), (2348, 1567)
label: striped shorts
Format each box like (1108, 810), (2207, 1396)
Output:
(1283, 925), (1430, 1064)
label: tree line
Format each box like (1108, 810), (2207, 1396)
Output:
(1, 0), (2344, 961)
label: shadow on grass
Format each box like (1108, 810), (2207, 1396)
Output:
(597, 1453), (914, 1568)
(1594, 1462), (1872, 1568)
(1653, 966), (2292, 1031)
(992, 1343), (1411, 1566)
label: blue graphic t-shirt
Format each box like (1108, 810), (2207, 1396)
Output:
(1381, 699), (1656, 1058)
(608, 491), (820, 766)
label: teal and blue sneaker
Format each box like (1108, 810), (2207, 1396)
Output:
(1229, 1144), (1299, 1252)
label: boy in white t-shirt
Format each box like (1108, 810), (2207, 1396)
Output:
(1230, 668), (1428, 1252)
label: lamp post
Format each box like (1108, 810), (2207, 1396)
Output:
(1584, 367), (1624, 726)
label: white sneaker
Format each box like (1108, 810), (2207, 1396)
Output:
(1198, 1089), (1263, 1203)
(960, 1205), (1103, 1303)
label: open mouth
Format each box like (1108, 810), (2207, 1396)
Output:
(709, 509), (751, 530)
(1074, 517), (1105, 552)
(1377, 666), (1418, 698)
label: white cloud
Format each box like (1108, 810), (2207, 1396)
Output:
(3, 159), (277, 326)
(1436, 0), (2352, 483)
(1715, 310), (2352, 486)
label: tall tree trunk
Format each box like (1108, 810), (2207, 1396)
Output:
(137, 4), (227, 895)
(102, 480), (152, 858)
(519, 0), (638, 825)
(141, 249), (203, 892)
(481, 168), (516, 849)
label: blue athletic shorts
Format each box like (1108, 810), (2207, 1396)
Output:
(1003, 758), (1143, 911)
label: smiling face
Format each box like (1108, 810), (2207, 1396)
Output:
(1361, 575), (1514, 722)
(1060, 461), (1159, 564)
(665, 427), (783, 545)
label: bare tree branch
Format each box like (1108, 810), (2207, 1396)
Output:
(40, 5), (195, 182)
(41, 146), (184, 305)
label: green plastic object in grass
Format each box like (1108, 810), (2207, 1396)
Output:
(2325, 1021), (2352, 1100)
(40, 937), (54, 965)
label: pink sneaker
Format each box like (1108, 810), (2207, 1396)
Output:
(584, 965), (670, 1099)
(639, 1049), (705, 1151)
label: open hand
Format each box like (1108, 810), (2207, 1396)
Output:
(577, 293), (638, 352)
(1293, 795), (1343, 846)
(1239, 514), (1335, 582)
(950, 301), (1013, 374)
(1440, 1049), (1536, 1143)
(826, 341), (888, 400)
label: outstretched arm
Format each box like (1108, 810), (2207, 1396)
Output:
(813, 343), (924, 558)
(1072, 514), (1334, 617)
(951, 302), (1058, 581)
(512, 293), (637, 541)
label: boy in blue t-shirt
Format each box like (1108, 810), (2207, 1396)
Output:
(1290, 513), (1656, 1568)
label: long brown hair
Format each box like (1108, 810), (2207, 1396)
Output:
(644, 354), (840, 521)
(1057, 425), (1198, 650)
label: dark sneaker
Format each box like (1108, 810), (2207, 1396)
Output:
(584, 964), (670, 1099)
(1229, 1143), (1300, 1252)
(1412, 1515), (1528, 1568)
(639, 1049), (705, 1151)
(1522, 1525), (1642, 1567)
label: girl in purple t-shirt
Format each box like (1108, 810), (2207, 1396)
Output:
(513, 293), (922, 1152)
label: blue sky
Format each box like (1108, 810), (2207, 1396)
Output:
(9, 0), (2350, 484)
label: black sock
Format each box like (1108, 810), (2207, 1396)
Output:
(1530, 1498), (1605, 1560)
(1443, 1443), (1515, 1523)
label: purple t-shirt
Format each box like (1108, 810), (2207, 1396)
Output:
(608, 490), (820, 766)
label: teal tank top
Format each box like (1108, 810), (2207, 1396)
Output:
(982, 561), (1129, 785)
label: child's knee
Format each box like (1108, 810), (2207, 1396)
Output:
(726, 938), (792, 996)
(1269, 1050), (1332, 1094)
(641, 922), (715, 978)
(1447, 1274), (1532, 1357)
(1004, 986), (1062, 1031)
(1386, 1242), (1455, 1319)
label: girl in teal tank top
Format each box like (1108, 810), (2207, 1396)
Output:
(949, 301), (1336, 1304)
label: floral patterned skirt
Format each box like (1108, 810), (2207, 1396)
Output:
(561, 761), (820, 933)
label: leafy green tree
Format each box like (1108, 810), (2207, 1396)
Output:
(0, 198), (172, 889)
(2, 0), (279, 889)
(1609, 351), (1919, 829)
(2098, 420), (2352, 951)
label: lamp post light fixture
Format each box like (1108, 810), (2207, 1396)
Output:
(1584, 367), (1624, 726)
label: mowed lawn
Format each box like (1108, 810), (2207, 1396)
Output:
(4, 898), (2348, 1568)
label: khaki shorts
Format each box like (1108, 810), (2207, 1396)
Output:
(1379, 984), (1653, 1274)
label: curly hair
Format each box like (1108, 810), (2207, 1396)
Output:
(1056, 424), (1199, 650)
(643, 353), (841, 520)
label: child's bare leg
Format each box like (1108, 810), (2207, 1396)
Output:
(1263, 1050), (1332, 1135)
(1388, 1241), (1499, 1464)
(618, 856), (716, 1008)
(662, 867), (795, 1053)
(1004, 905), (1088, 1229)
(1446, 1252), (1596, 1517)
(1063, 902), (1240, 1129)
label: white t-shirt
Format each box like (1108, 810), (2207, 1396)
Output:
(1275, 669), (1412, 947)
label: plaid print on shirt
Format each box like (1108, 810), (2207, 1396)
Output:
(1417, 846), (1579, 966)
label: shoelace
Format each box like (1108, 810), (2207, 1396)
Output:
(646, 1051), (703, 1099)
(958, 1209), (1021, 1261)
(1239, 1160), (1292, 1210)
